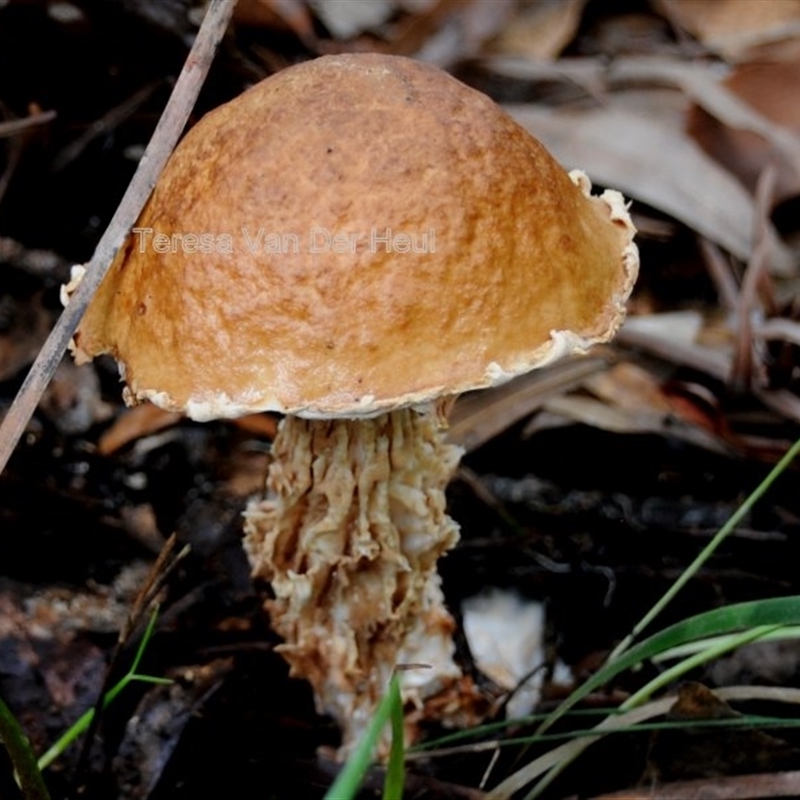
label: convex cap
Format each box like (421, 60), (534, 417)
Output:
(70, 53), (639, 421)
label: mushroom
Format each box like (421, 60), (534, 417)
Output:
(68, 54), (638, 750)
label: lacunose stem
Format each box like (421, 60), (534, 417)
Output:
(244, 407), (479, 749)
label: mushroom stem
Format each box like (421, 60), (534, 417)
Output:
(243, 407), (474, 748)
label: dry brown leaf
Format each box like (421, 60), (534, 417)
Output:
(589, 8), (678, 57)
(609, 314), (800, 428)
(472, 54), (609, 105)
(687, 60), (800, 203)
(361, 0), (458, 57)
(586, 364), (738, 446)
(611, 57), (800, 179)
(406, 0), (517, 65)
(757, 316), (800, 346)
(308, 0), (396, 39)
(535, 393), (663, 433)
(485, 53), (800, 189)
(477, 53), (605, 83)
(489, 0), (587, 60)
(616, 312), (730, 380)
(524, 388), (730, 454)
(112, 659), (232, 800)
(755, 386), (800, 425)
(643, 682), (800, 788)
(448, 356), (610, 452)
(234, 0), (317, 44)
(120, 503), (166, 554)
(230, 413), (278, 439)
(97, 403), (182, 456)
(653, 0), (800, 61)
(507, 101), (795, 274)
(585, 361), (677, 413)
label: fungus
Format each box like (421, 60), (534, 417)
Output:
(68, 53), (638, 750)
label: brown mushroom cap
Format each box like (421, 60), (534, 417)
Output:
(72, 53), (638, 421)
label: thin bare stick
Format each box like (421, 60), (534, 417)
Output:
(53, 80), (162, 172)
(73, 534), (190, 785)
(730, 163), (777, 393)
(698, 237), (739, 315)
(0, 109), (57, 138)
(0, 125), (24, 207)
(0, 0), (235, 478)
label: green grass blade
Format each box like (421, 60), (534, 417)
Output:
(653, 624), (800, 662)
(608, 435), (800, 661)
(415, 626), (800, 774)
(536, 594), (800, 736)
(0, 692), (50, 800)
(621, 624), (781, 709)
(513, 623), (781, 800)
(383, 676), (405, 800)
(442, 712), (800, 752)
(488, 436), (800, 799)
(324, 674), (401, 800)
(484, 690), (800, 798)
(38, 605), (167, 771)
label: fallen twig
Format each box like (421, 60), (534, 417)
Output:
(730, 164), (778, 393)
(73, 533), (190, 787)
(0, 109), (57, 138)
(52, 79), (163, 172)
(0, 0), (235, 479)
